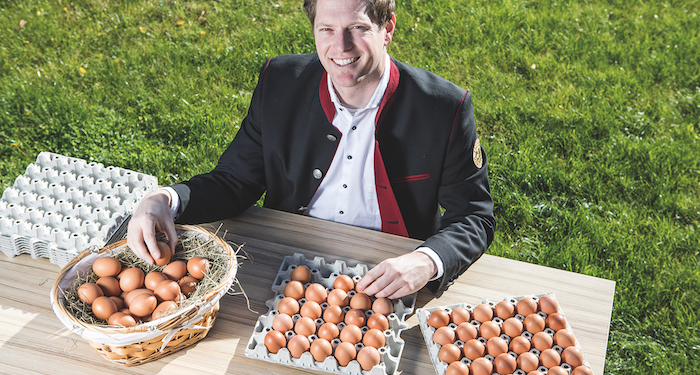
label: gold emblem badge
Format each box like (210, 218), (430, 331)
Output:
(473, 138), (483, 168)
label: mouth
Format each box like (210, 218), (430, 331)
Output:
(332, 57), (359, 66)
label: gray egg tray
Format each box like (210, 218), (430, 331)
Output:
(0, 152), (157, 267)
(245, 253), (416, 375)
(416, 293), (593, 375)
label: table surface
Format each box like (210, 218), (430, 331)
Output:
(0, 206), (615, 375)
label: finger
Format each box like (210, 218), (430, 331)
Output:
(126, 221), (154, 264)
(386, 284), (414, 299)
(142, 228), (161, 265)
(373, 277), (403, 299)
(160, 220), (178, 255)
(356, 263), (389, 295)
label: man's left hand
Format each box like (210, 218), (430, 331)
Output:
(355, 252), (437, 299)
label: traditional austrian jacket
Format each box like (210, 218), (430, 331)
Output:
(171, 53), (495, 292)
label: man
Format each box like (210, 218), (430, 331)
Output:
(127, 0), (495, 299)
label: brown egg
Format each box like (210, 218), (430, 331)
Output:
(517, 352), (540, 372)
(124, 288), (154, 307)
(546, 313), (567, 331)
(284, 280), (306, 300)
(363, 328), (386, 349)
(572, 365), (594, 375)
(502, 317), (524, 337)
(517, 297), (538, 316)
(154, 279), (181, 302)
(486, 336), (509, 357)
(92, 257), (122, 277)
(462, 339), (485, 360)
(554, 328), (576, 348)
(305, 283), (328, 304)
(494, 300), (515, 319)
(438, 343), (462, 363)
(264, 330), (286, 354)
(494, 352), (517, 374)
(119, 267), (145, 293)
(433, 326), (457, 346)
(428, 309), (450, 328)
(154, 241), (172, 266)
(322, 304), (345, 324)
(548, 366), (569, 375)
(326, 288), (349, 307)
(162, 260), (187, 280)
(272, 313), (295, 333)
(455, 321), (478, 342)
(317, 322), (340, 341)
(187, 257), (209, 279)
(310, 337), (333, 362)
(357, 346), (381, 371)
(472, 303), (493, 322)
(446, 361), (469, 375)
(371, 297), (393, 316)
(107, 311), (136, 327)
(97, 276), (121, 297)
(344, 308), (366, 327)
(334, 341), (356, 366)
(178, 275), (199, 297)
(349, 292), (372, 310)
(144, 271), (168, 291)
(367, 313), (390, 331)
(538, 294), (560, 315)
(450, 307), (471, 324)
(91, 296), (118, 320)
(152, 300), (178, 320)
(479, 320), (501, 339)
(539, 348), (561, 368)
(109, 296), (124, 310)
(523, 313), (546, 333)
(470, 357), (493, 375)
(129, 293), (157, 317)
(294, 316), (317, 337)
(291, 265), (312, 284)
(339, 324), (363, 344)
(333, 274), (354, 292)
(509, 335), (531, 354)
(78, 282), (103, 304)
(277, 296), (300, 316)
(300, 300), (323, 320)
(531, 331), (554, 351)
(562, 346), (585, 367)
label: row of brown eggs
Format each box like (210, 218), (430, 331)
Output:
(263, 265), (395, 371)
(76, 242), (209, 327)
(428, 295), (593, 375)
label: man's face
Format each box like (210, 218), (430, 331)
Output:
(313, 0), (395, 100)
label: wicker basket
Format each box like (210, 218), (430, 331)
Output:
(50, 224), (237, 366)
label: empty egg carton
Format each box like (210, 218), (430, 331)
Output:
(245, 253), (416, 375)
(0, 152), (157, 267)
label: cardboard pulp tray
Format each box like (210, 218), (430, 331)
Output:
(245, 253), (416, 375)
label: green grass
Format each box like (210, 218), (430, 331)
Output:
(1, 0), (698, 373)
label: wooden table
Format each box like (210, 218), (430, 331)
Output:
(0, 207), (615, 375)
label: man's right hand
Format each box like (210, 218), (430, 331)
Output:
(126, 189), (178, 265)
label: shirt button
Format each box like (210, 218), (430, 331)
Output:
(326, 134), (337, 142)
(351, 126), (357, 130)
(313, 169), (323, 179)
(339, 211), (344, 215)
(347, 155), (352, 160)
(343, 184), (347, 188)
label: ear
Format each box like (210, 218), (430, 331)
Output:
(384, 13), (396, 46)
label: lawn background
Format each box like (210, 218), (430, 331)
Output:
(0, 0), (698, 373)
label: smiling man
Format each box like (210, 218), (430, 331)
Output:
(127, 0), (495, 299)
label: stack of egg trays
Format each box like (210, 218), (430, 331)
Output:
(416, 293), (593, 375)
(0, 152), (157, 267)
(245, 252), (416, 375)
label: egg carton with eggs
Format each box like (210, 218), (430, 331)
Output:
(416, 293), (594, 375)
(245, 253), (416, 375)
(0, 152), (157, 267)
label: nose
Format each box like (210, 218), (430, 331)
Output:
(333, 29), (353, 52)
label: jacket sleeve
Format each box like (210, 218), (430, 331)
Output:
(422, 91), (496, 292)
(169, 60), (271, 224)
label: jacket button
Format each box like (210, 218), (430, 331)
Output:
(326, 134), (337, 142)
(313, 169), (323, 179)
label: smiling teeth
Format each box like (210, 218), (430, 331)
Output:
(333, 57), (359, 66)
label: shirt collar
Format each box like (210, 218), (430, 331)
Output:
(327, 54), (391, 111)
